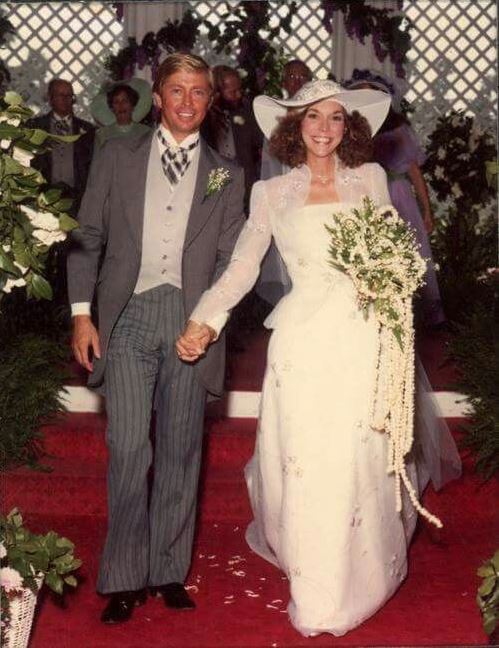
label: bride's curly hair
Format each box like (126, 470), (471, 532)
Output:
(269, 107), (373, 168)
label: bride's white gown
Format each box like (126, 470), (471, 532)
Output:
(191, 162), (461, 637)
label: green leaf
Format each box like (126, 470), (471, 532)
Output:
(478, 576), (496, 597)
(4, 91), (23, 106)
(478, 564), (496, 578)
(58, 212), (78, 232)
(0, 123), (20, 139)
(0, 248), (17, 274)
(30, 273), (53, 300)
(64, 575), (78, 587)
(45, 569), (63, 595)
(26, 129), (49, 146)
(52, 198), (74, 213)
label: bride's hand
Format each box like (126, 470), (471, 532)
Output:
(176, 320), (216, 362)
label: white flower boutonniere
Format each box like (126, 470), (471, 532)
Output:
(233, 115), (245, 126)
(206, 167), (231, 197)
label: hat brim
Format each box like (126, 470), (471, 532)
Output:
(253, 88), (390, 140)
(90, 78), (152, 126)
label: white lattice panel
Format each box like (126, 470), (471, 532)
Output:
(190, 0), (332, 78)
(403, 0), (497, 138)
(2, 2), (124, 119)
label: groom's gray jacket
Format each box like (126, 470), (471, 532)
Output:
(67, 131), (245, 396)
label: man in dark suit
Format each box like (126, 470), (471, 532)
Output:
(29, 78), (95, 212)
(68, 53), (245, 624)
(205, 65), (262, 213)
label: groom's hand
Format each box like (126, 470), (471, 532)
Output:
(72, 315), (101, 372)
(176, 320), (216, 362)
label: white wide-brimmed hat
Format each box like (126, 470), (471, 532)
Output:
(253, 79), (391, 140)
(90, 78), (152, 126)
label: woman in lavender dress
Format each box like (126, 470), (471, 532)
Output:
(347, 70), (445, 327)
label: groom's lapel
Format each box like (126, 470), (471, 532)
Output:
(120, 132), (153, 252)
(183, 139), (222, 250)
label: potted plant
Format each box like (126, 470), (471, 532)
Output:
(0, 508), (81, 647)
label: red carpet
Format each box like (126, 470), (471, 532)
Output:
(2, 330), (497, 647)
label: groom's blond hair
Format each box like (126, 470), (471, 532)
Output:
(153, 53), (213, 94)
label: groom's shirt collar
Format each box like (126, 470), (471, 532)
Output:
(157, 125), (199, 151)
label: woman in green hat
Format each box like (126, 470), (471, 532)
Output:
(91, 78), (152, 149)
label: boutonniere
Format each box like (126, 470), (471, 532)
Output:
(206, 167), (231, 197)
(233, 115), (245, 126)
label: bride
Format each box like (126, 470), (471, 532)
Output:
(176, 80), (461, 637)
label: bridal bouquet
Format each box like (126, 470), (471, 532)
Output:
(325, 198), (442, 528)
(325, 196), (427, 349)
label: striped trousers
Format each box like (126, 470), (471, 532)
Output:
(97, 284), (206, 593)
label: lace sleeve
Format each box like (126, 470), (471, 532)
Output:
(368, 162), (392, 206)
(190, 180), (272, 326)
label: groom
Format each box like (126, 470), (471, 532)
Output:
(68, 53), (245, 623)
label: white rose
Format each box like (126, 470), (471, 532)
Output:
(0, 139), (10, 150)
(32, 229), (66, 246)
(434, 166), (445, 179)
(233, 115), (245, 125)
(437, 147), (446, 160)
(0, 566), (24, 592)
(3, 276), (27, 293)
(12, 146), (34, 166)
(21, 205), (61, 231)
(451, 183), (463, 198)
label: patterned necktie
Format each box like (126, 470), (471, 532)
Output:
(157, 130), (199, 186)
(54, 118), (71, 135)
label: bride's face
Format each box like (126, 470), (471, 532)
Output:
(301, 99), (346, 159)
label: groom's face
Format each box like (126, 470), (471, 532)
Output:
(154, 69), (212, 144)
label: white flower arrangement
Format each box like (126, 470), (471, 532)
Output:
(206, 167), (231, 198)
(325, 198), (442, 528)
(0, 91), (78, 301)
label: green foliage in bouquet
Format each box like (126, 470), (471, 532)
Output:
(476, 550), (499, 637)
(0, 91), (78, 302)
(448, 275), (499, 479)
(1, 508), (81, 643)
(0, 333), (68, 470)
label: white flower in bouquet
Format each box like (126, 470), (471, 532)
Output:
(0, 567), (23, 593)
(233, 115), (245, 125)
(434, 166), (445, 179)
(12, 146), (34, 166)
(437, 147), (446, 160)
(0, 543), (6, 559)
(325, 198), (441, 529)
(451, 183), (463, 199)
(0, 139), (9, 150)
(0, 114), (21, 127)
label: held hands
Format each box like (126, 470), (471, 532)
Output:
(176, 320), (217, 362)
(71, 315), (101, 372)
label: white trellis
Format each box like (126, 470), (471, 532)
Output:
(1, 2), (124, 117)
(190, 0), (332, 77)
(1, 0), (497, 138)
(403, 0), (497, 138)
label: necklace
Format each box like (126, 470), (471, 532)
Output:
(312, 173), (331, 185)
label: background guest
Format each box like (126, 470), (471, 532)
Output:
(29, 78), (95, 213)
(202, 65), (262, 213)
(91, 78), (152, 149)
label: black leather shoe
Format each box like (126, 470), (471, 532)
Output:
(100, 589), (147, 624)
(151, 582), (195, 610)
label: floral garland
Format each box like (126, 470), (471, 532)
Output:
(320, 0), (411, 77)
(326, 198), (441, 527)
(105, 10), (201, 81)
(424, 110), (496, 211)
(0, 92), (78, 300)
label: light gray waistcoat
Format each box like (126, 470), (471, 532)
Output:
(134, 139), (199, 294)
